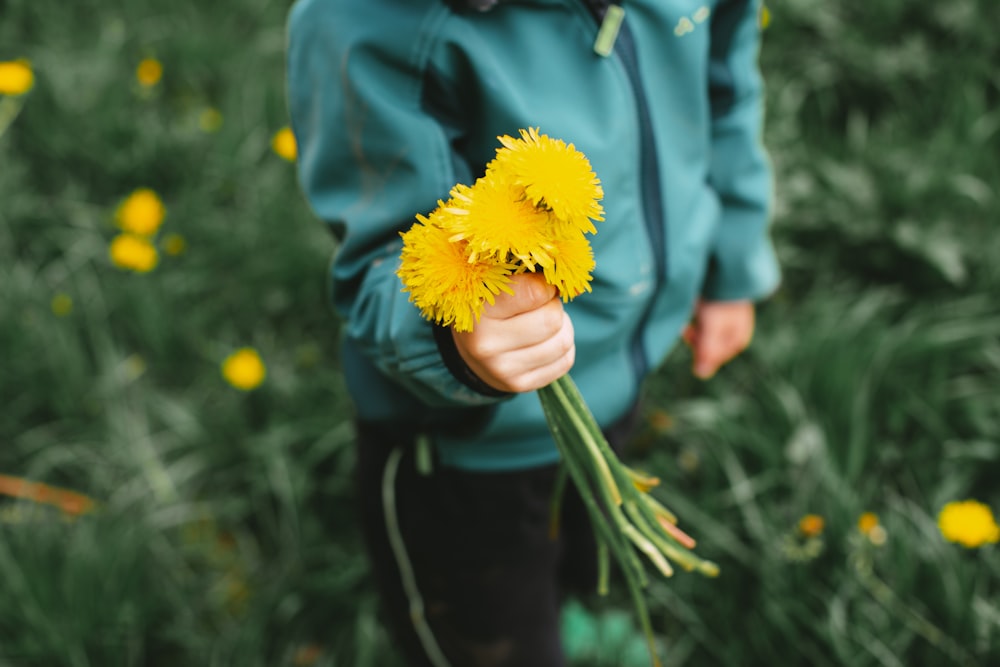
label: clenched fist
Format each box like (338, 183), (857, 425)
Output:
(452, 273), (576, 393)
(682, 299), (755, 379)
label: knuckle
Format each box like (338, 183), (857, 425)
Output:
(539, 303), (564, 334)
(562, 345), (576, 373)
(505, 375), (532, 394)
(526, 273), (554, 303)
(557, 330), (574, 357)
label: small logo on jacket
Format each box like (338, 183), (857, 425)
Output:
(675, 6), (711, 36)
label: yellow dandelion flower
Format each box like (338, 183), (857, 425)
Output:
(857, 512), (879, 535)
(136, 58), (163, 87)
(858, 511), (887, 545)
(293, 644), (324, 667)
(116, 188), (166, 237)
(109, 233), (159, 273)
(798, 514), (825, 538)
(447, 176), (557, 270)
(489, 127), (604, 230)
(221, 347), (267, 391)
(125, 354), (147, 381)
(272, 126), (297, 161)
(162, 233), (187, 256)
(50, 293), (73, 317)
(759, 5), (772, 30)
(0, 59), (34, 96)
(541, 229), (595, 300)
(399, 214), (515, 333)
(199, 107), (223, 133)
(938, 499), (1000, 548)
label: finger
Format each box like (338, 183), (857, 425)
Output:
(681, 323), (696, 347)
(459, 297), (566, 360)
(692, 325), (730, 379)
(492, 317), (576, 392)
(486, 272), (557, 319)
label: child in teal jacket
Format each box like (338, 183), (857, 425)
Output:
(288, 0), (779, 664)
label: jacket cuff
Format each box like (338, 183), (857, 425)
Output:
(701, 213), (781, 302)
(432, 324), (512, 399)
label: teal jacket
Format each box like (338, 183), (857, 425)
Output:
(287, 0), (780, 470)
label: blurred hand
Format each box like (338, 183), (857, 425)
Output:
(682, 299), (755, 379)
(453, 273), (575, 393)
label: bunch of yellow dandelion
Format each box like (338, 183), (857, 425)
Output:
(398, 128), (715, 667)
(399, 128), (600, 332)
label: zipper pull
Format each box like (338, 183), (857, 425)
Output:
(593, 4), (625, 57)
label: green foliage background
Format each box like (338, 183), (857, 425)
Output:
(1, 0), (998, 665)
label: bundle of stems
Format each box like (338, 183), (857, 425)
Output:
(538, 374), (719, 667)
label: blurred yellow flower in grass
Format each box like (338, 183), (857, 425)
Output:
(798, 514), (825, 538)
(162, 233), (187, 256)
(222, 348), (267, 391)
(0, 474), (96, 516)
(938, 499), (999, 548)
(857, 511), (887, 546)
(272, 126), (297, 161)
(199, 107), (223, 133)
(759, 5), (772, 30)
(292, 644), (324, 667)
(857, 512), (879, 535)
(0, 59), (34, 96)
(136, 58), (163, 87)
(110, 233), (159, 272)
(117, 188), (166, 236)
(50, 292), (73, 317)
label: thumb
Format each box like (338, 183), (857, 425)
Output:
(487, 272), (557, 319)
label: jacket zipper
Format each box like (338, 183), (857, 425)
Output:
(585, 0), (668, 382)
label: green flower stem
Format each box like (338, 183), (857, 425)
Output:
(623, 522), (674, 578)
(546, 377), (622, 506)
(626, 499), (715, 575)
(0, 96), (25, 141)
(538, 373), (724, 666)
(551, 375), (712, 572)
(640, 491), (679, 526)
(538, 382), (659, 664)
(538, 387), (631, 562)
(596, 536), (610, 596)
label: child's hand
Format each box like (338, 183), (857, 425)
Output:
(682, 299), (755, 379)
(452, 273), (575, 393)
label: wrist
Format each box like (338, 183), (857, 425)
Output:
(432, 324), (511, 398)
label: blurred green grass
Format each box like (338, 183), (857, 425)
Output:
(1, 0), (998, 665)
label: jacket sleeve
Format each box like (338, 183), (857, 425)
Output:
(702, 0), (781, 302)
(286, 0), (506, 408)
